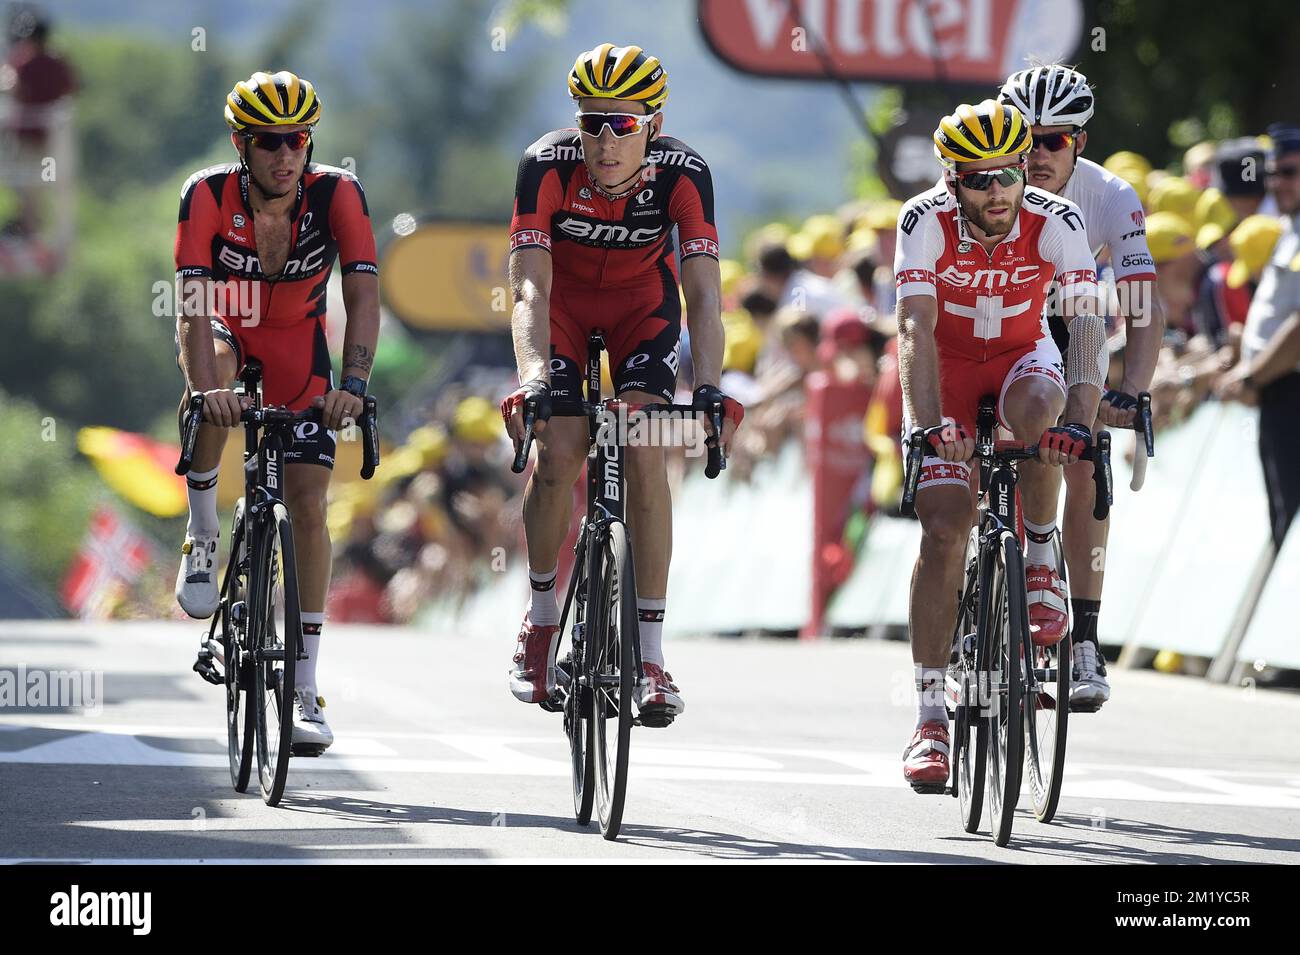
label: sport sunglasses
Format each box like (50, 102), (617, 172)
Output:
(241, 129), (312, 151)
(1031, 131), (1076, 152)
(574, 111), (653, 138)
(955, 164), (1026, 191)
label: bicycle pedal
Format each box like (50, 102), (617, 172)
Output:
(538, 696), (564, 713)
(634, 707), (675, 728)
(291, 743), (329, 758)
(1068, 700), (1104, 714)
(193, 652), (222, 686)
(908, 782), (948, 796)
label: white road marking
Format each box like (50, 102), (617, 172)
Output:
(3, 723), (1299, 809)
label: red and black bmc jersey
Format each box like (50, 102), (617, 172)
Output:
(173, 162), (377, 424)
(174, 162), (378, 328)
(509, 129), (719, 290)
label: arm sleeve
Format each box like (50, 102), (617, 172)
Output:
(175, 175), (219, 278)
(1038, 204), (1099, 303)
(893, 206), (943, 299)
(330, 175), (379, 275)
(668, 159), (720, 261)
(509, 148), (563, 253)
(1104, 180), (1157, 283)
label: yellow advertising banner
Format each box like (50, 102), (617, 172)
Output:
(380, 220), (511, 331)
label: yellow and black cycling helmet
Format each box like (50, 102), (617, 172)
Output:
(933, 99), (1031, 169)
(568, 43), (668, 111)
(225, 70), (321, 130)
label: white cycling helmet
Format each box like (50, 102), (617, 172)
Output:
(998, 65), (1094, 129)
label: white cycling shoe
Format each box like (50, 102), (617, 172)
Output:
(1070, 641), (1111, 712)
(175, 533), (220, 619)
(292, 688), (334, 755)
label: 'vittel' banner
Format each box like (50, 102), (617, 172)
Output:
(697, 0), (1084, 85)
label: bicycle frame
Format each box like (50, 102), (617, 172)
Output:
(566, 332), (644, 681)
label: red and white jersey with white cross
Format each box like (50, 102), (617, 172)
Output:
(894, 183), (1098, 362)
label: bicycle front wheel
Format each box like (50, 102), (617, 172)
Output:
(590, 521), (637, 841)
(986, 531), (1026, 847)
(1026, 533), (1070, 822)
(223, 500), (254, 792)
(563, 534), (594, 826)
(954, 528), (986, 833)
(253, 503), (300, 807)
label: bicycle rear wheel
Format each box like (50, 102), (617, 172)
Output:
(224, 500), (254, 792)
(1026, 533), (1070, 822)
(590, 522), (636, 841)
(954, 528), (987, 833)
(986, 531), (1026, 847)
(254, 503), (300, 807)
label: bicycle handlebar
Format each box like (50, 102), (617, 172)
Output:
(900, 428), (1113, 521)
(1129, 391), (1155, 492)
(510, 397), (726, 479)
(175, 392), (380, 480)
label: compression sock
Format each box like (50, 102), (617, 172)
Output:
(298, 612), (324, 692)
(1023, 517), (1057, 568)
(637, 598), (666, 667)
(527, 565), (559, 626)
(185, 466), (221, 538)
(1072, 598), (1101, 648)
(916, 666), (948, 726)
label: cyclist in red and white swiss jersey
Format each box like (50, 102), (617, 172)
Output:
(895, 100), (1107, 791)
(999, 66), (1166, 710)
(500, 44), (743, 723)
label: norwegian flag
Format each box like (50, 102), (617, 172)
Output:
(60, 505), (155, 619)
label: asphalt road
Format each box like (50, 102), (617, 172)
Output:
(2, 620), (1297, 863)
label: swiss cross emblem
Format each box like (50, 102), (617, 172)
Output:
(907, 270), (928, 281)
(943, 295), (1034, 340)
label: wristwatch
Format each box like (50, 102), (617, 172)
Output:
(340, 375), (368, 397)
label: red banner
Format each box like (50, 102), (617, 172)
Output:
(804, 371), (873, 638)
(697, 0), (1083, 86)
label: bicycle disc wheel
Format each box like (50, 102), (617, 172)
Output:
(955, 528), (987, 833)
(254, 503), (300, 807)
(563, 539), (594, 826)
(986, 532), (1026, 847)
(1027, 534), (1071, 822)
(590, 522), (636, 840)
(224, 500), (254, 792)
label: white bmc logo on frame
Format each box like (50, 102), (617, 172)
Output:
(50, 885), (151, 935)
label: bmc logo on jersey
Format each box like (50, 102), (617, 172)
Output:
(647, 148), (704, 172)
(1022, 191), (1084, 231)
(899, 189), (949, 236)
(217, 242), (327, 278)
(937, 264), (1041, 289)
(537, 143), (583, 163)
(556, 216), (663, 247)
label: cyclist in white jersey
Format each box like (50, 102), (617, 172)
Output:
(998, 66), (1167, 710)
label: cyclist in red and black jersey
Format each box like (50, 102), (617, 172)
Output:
(173, 71), (380, 754)
(500, 44), (743, 720)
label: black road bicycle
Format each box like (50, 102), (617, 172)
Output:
(182, 359), (378, 806)
(901, 397), (1113, 846)
(511, 331), (728, 840)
